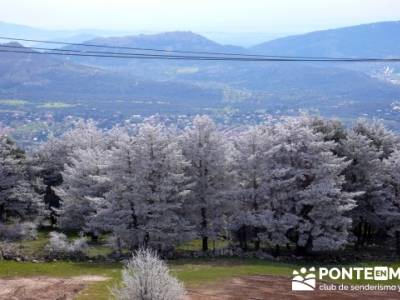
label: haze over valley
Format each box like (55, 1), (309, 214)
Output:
(1, 20), (400, 146)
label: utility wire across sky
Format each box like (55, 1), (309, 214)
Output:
(1, 36), (400, 62)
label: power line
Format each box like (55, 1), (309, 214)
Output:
(0, 43), (361, 61)
(0, 48), (320, 61)
(2, 47), (400, 62)
(0, 35), (286, 58)
(1, 38), (400, 62)
(0, 35), (392, 61)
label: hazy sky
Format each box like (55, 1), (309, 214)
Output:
(1, 0), (400, 33)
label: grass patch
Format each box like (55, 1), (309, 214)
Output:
(0, 260), (121, 300)
(18, 229), (51, 257)
(177, 239), (229, 251)
(170, 257), (295, 286)
(1, 258), (400, 299)
(38, 102), (76, 109)
(87, 245), (113, 258)
(0, 258), (296, 299)
(0, 99), (29, 106)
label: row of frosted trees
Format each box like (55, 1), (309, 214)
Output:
(2, 115), (400, 254)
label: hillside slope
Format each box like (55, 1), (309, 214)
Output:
(251, 21), (400, 57)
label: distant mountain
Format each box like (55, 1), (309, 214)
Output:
(0, 21), (133, 46)
(251, 21), (400, 58)
(0, 43), (224, 115)
(72, 31), (245, 52)
(61, 31), (399, 109)
(60, 31), (248, 77)
(1, 25), (400, 124)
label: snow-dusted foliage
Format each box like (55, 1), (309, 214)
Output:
(0, 135), (42, 224)
(248, 119), (357, 251)
(94, 123), (192, 251)
(0, 222), (37, 241)
(380, 150), (400, 236)
(339, 119), (400, 240)
(9, 115), (400, 253)
(111, 248), (185, 300)
(180, 116), (231, 251)
(54, 120), (109, 232)
(230, 125), (271, 250)
(45, 231), (88, 256)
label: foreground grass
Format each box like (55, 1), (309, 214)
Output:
(0, 260), (121, 300)
(0, 258), (298, 299)
(1, 258), (400, 299)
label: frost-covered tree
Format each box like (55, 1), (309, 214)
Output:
(230, 125), (270, 250)
(180, 116), (231, 251)
(340, 120), (399, 246)
(54, 147), (110, 235)
(33, 120), (105, 227)
(94, 123), (191, 251)
(304, 116), (347, 145)
(111, 249), (185, 300)
(378, 150), (400, 252)
(254, 119), (356, 252)
(0, 135), (42, 224)
(353, 119), (400, 159)
(45, 231), (88, 257)
(54, 121), (107, 232)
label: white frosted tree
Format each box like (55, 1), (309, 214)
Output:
(230, 125), (271, 250)
(95, 123), (191, 251)
(180, 115), (231, 251)
(377, 150), (400, 252)
(111, 249), (185, 300)
(54, 147), (110, 235)
(353, 119), (400, 159)
(382, 150), (400, 230)
(255, 119), (357, 252)
(50, 120), (108, 232)
(339, 120), (398, 247)
(0, 135), (42, 224)
(33, 119), (105, 227)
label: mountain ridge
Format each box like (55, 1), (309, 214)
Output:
(251, 21), (400, 57)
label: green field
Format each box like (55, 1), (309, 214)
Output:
(38, 102), (76, 109)
(4, 230), (400, 299)
(0, 259), (297, 300)
(1, 258), (399, 299)
(0, 99), (29, 106)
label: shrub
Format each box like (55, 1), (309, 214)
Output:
(111, 248), (185, 300)
(45, 231), (88, 257)
(0, 222), (37, 241)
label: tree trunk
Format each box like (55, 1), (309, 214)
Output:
(254, 239), (261, 251)
(274, 244), (281, 257)
(0, 203), (5, 222)
(238, 226), (248, 251)
(50, 210), (57, 228)
(89, 232), (99, 243)
(201, 207), (208, 251)
(253, 227), (260, 251)
(202, 236), (208, 252)
(144, 232), (150, 247)
(396, 231), (400, 255)
(368, 224), (372, 244)
(117, 237), (122, 255)
(296, 235), (313, 255)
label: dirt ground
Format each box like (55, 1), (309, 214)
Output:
(186, 276), (400, 300)
(0, 275), (108, 300)
(2, 275), (400, 299)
